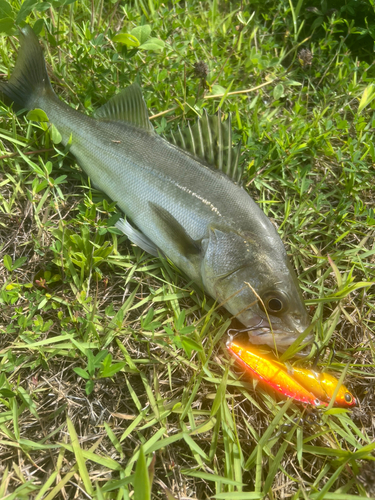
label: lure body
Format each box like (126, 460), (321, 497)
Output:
(227, 341), (325, 407)
(286, 366), (356, 407)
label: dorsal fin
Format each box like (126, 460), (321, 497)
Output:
(168, 110), (243, 183)
(94, 83), (154, 133)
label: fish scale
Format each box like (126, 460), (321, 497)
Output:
(0, 26), (311, 349)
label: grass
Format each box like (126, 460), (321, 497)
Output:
(0, 0), (375, 498)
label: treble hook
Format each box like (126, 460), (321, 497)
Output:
(272, 409), (322, 439)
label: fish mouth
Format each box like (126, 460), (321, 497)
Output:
(228, 317), (313, 350)
(246, 327), (314, 351)
(247, 329), (308, 348)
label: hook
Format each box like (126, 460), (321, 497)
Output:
(311, 342), (336, 371)
(227, 318), (264, 339)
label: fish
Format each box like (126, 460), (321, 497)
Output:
(227, 340), (325, 406)
(0, 26), (311, 349)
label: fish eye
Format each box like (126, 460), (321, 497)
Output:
(344, 393), (353, 404)
(259, 291), (288, 315)
(268, 298), (283, 312)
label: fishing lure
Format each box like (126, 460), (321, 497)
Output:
(284, 366), (356, 408)
(227, 340), (326, 407)
(227, 340), (356, 407)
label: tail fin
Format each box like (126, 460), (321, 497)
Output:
(0, 25), (54, 110)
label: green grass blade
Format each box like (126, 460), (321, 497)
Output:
(133, 446), (151, 500)
(66, 417), (94, 496)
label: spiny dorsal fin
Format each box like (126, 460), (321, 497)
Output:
(169, 110), (243, 183)
(94, 83), (154, 133)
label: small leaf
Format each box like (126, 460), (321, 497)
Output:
(32, 17), (45, 35)
(286, 79), (302, 86)
(73, 367), (90, 380)
(211, 84), (226, 95)
(99, 361), (126, 378)
(189, 417), (217, 435)
(87, 350), (96, 375)
(51, 124), (62, 144)
(15, 0), (39, 23)
(0, 389), (17, 397)
(3, 254), (12, 271)
(211, 367), (228, 417)
(0, 18), (14, 34)
(113, 33), (140, 47)
(12, 256), (27, 270)
(46, 160), (53, 175)
(85, 380), (95, 395)
(27, 108), (49, 122)
(358, 84), (375, 114)
(180, 335), (203, 355)
(131, 25), (151, 45)
(139, 38), (165, 51)
(54, 175), (67, 185)
(134, 446), (150, 500)
(35, 178), (48, 192)
(273, 83), (285, 100)
(94, 350), (109, 366)
(100, 353), (112, 374)
(0, 0), (13, 18)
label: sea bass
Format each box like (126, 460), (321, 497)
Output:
(0, 26), (311, 348)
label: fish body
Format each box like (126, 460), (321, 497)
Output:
(0, 26), (311, 348)
(227, 340), (325, 406)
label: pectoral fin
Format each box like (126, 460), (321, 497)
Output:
(149, 202), (201, 257)
(115, 218), (159, 256)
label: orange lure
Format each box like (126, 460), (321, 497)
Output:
(284, 366), (356, 408)
(227, 340), (326, 407)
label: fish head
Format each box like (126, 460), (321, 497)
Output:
(201, 226), (311, 349)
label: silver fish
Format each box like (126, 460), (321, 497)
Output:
(0, 26), (311, 348)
